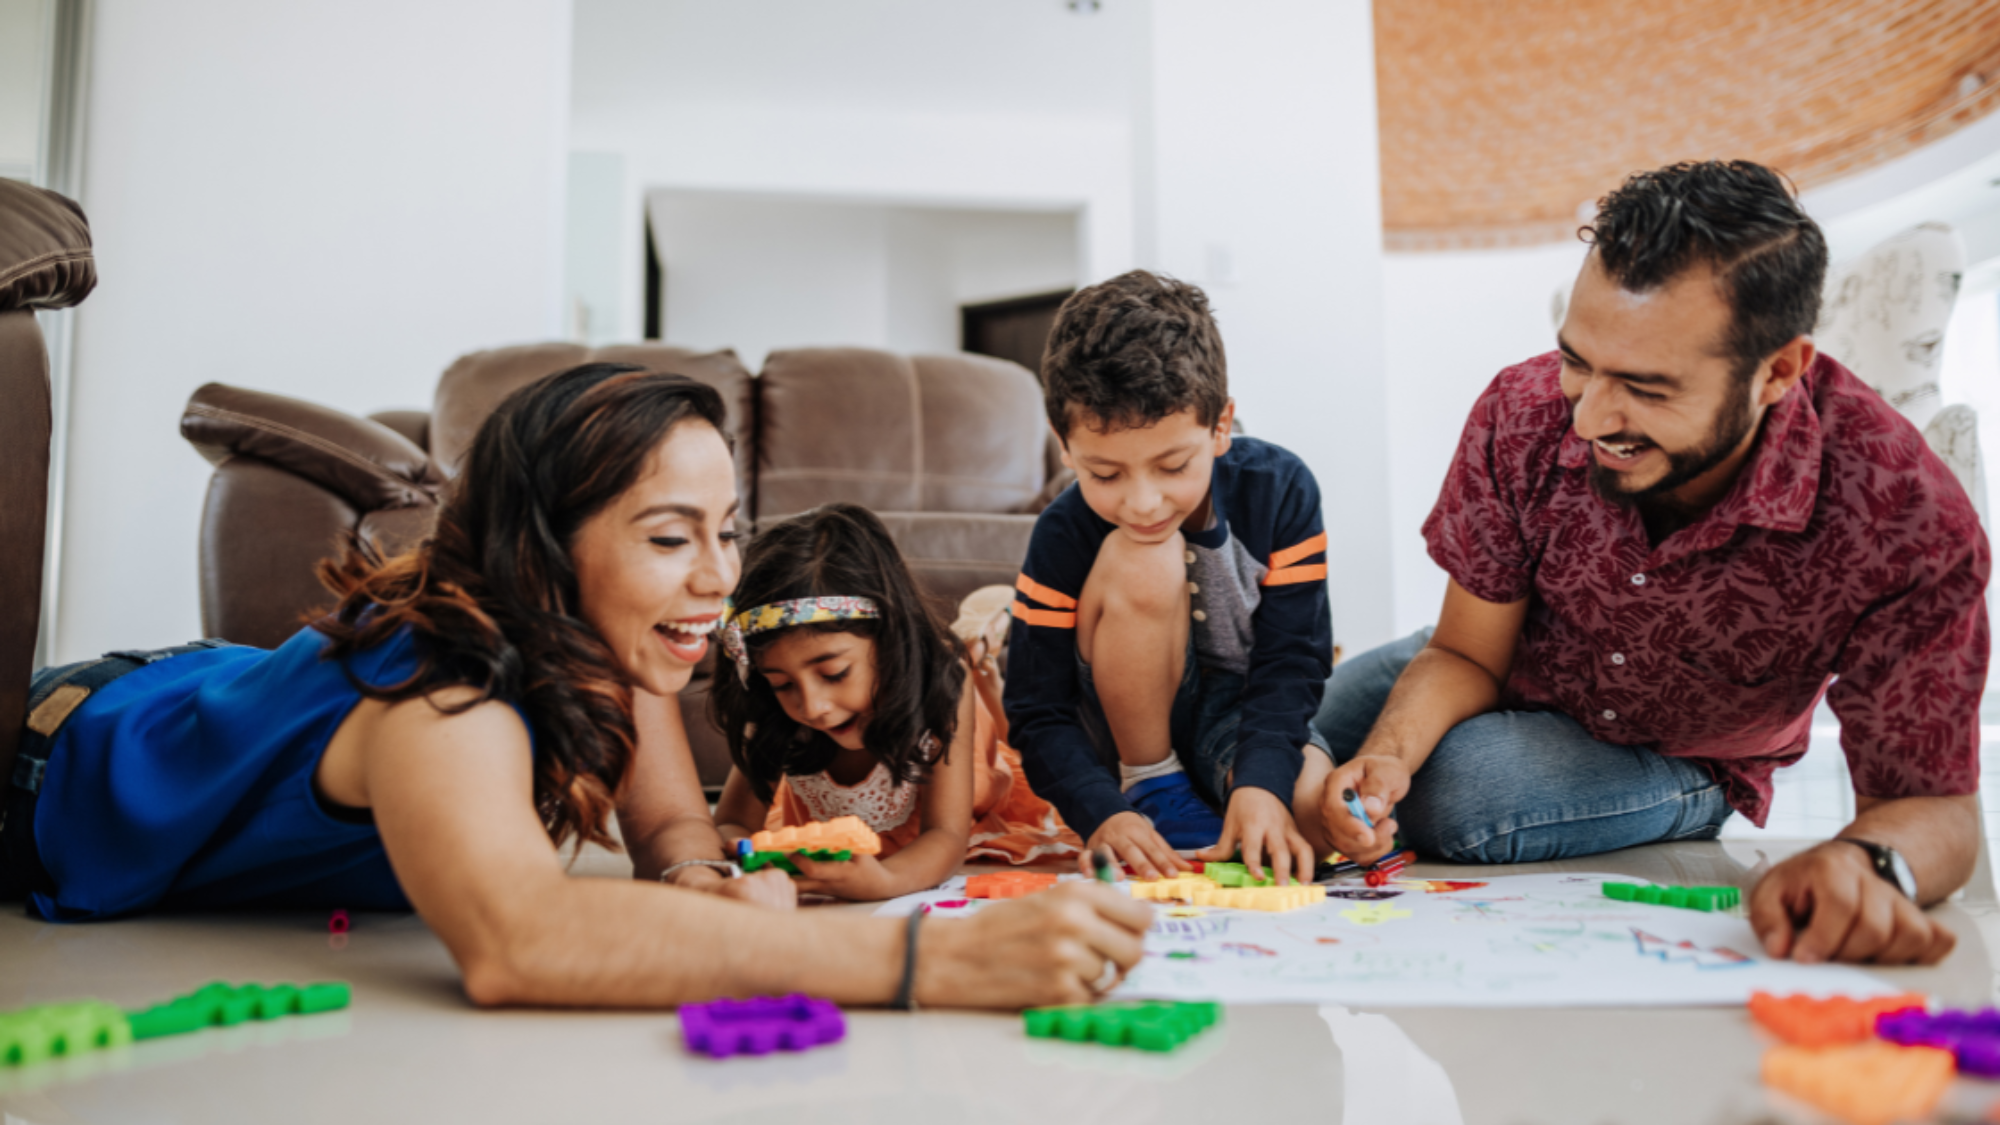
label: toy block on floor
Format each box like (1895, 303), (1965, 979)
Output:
(964, 871), (1059, 899)
(1023, 1001), (1220, 1052)
(0, 1001), (131, 1066)
(1747, 991), (1928, 1047)
(679, 994), (845, 1059)
(739, 847), (852, 876)
(751, 816), (882, 856)
(1761, 1041), (1953, 1125)
(2, 982), (351, 1066)
(1602, 882), (1741, 912)
(1876, 1007), (2000, 1076)
(1201, 862), (1276, 888)
(1129, 877), (1325, 912)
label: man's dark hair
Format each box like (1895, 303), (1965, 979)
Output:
(1584, 160), (1827, 379)
(1041, 269), (1228, 438)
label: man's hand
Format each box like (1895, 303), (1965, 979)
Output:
(1082, 811), (1194, 882)
(792, 853), (900, 901)
(1318, 755), (1409, 864)
(1749, 841), (1956, 965)
(1196, 787), (1316, 886)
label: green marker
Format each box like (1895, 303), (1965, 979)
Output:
(1092, 847), (1117, 884)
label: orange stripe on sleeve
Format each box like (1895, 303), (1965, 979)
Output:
(1269, 531), (1328, 571)
(1011, 599), (1078, 628)
(1261, 563), (1328, 587)
(1015, 573), (1078, 610)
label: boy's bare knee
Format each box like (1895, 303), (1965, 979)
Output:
(1091, 530), (1190, 618)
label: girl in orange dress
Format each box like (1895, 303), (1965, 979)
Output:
(710, 505), (1078, 902)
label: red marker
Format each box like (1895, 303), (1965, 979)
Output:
(328, 909), (350, 934)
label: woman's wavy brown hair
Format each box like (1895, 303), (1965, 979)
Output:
(314, 364), (730, 850)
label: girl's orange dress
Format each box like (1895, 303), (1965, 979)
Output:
(762, 686), (1081, 864)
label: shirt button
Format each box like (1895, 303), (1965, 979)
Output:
(1185, 550), (1196, 565)
(1188, 582), (1200, 594)
(1192, 609), (1207, 622)
(1630, 573), (1647, 586)
(1611, 653), (1626, 665)
(1602, 709), (1617, 721)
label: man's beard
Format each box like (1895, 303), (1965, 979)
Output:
(1587, 377), (1756, 508)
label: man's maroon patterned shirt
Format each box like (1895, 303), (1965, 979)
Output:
(1422, 351), (1989, 825)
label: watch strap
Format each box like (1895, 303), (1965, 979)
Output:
(1839, 838), (1914, 899)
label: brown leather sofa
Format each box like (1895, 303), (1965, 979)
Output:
(180, 342), (1064, 788)
(0, 180), (95, 791)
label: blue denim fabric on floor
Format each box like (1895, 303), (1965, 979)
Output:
(1078, 629), (1330, 813)
(1314, 629), (1731, 863)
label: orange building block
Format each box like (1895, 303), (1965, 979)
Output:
(964, 871), (1060, 899)
(1748, 991), (1928, 1047)
(1762, 1041), (1953, 1125)
(750, 816), (883, 856)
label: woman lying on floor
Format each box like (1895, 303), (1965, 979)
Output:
(0, 364), (1148, 1009)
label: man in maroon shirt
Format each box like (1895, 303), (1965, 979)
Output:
(1314, 161), (1986, 967)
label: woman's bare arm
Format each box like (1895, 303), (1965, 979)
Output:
(355, 690), (1152, 1008)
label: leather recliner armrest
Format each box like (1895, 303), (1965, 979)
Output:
(182, 384), (444, 513)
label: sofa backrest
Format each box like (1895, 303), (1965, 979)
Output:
(430, 342), (758, 512)
(755, 347), (1047, 522)
(0, 180), (94, 783)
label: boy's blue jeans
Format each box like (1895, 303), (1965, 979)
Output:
(1313, 629), (1732, 863)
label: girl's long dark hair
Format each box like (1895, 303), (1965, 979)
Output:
(711, 503), (963, 804)
(315, 364), (730, 850)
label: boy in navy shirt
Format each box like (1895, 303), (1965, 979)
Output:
(1004, 270), (1336, 885)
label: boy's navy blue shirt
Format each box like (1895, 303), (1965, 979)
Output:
(1003, 436), (1334, 839)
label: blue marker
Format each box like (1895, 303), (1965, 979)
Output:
(735, 838), (753, 860)
(1342, 788), (1376, 830)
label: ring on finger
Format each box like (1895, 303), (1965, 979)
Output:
(1089, 959), (1120, 995)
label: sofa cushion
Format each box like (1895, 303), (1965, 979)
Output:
(757, 348), (1047, 522)
(182, 384), (443, 512)
(0, 180), (94, 313)
(430, 343), (757, 508)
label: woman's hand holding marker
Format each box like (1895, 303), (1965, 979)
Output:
(917, 882), (1153, 1008)
(1320, 755), (1409, 865)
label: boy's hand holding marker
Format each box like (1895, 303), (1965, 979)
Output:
(1321, 756), (1410, 865)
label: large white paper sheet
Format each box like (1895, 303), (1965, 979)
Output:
(875, 872), (1893, 1007)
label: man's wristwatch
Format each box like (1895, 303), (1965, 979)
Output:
(659, 859), (743, 885)
(1839, 838), (1917, 900)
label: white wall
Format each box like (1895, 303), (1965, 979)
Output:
(570, 0), (1136, 358)
(54, 0), (572, 661)
(0, 0), (47, 180)
(1139, 0), (1395, 655)
(645, 193), (1078, 371)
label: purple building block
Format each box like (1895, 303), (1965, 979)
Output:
(679, 995), (846, 1059)
(1875, 1008), (2000, 1077)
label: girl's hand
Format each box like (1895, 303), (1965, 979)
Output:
(791, 853), (900, 901)
(916, 883), (1153, 1008)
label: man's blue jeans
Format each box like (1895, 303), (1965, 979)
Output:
(1313, 630), (1733, 863)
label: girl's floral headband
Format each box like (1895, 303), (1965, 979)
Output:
(716, 596), (881, 684)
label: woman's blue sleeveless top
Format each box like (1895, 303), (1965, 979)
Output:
(31, 625), (492, 921)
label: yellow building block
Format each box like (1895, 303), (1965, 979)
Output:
(1128, 878), (1325, 912)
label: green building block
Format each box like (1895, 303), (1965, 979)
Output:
(1202, 862), (1278, 888)
(1602, 882), (1741, 912)
(740, 848), (853, 876)
(0, 1001), (131, 1066)
(1023, 1001), (1222, 1052)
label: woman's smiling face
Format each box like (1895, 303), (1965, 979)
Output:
(568, 420), (741, 697)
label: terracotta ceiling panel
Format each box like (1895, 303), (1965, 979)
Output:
(1377, 0), (2000, 250)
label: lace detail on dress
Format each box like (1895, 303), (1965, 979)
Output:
(787, 760), (920, 834)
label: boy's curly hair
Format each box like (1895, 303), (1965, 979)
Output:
(1041, 269), (1228, 439)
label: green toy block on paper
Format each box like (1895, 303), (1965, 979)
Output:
(1023, 1001), (1221, 1052)
(740, 848), (853, 876)
(2, 982), (350, 1065)
(1602, 882), (1741, 912)
(1201, 862), (1279, 888)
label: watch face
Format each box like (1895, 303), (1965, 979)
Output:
(1888, 852), (1918, 899)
